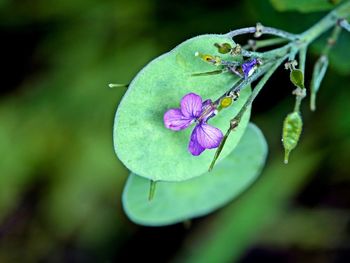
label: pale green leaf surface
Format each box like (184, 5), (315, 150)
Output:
(114, 34), (251, 182)
(122, 123), (268, 226)
(269, 0), (340, 13)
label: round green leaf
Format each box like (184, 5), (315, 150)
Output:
(122, 123), (268, 226)
(114, 34), (251, 182)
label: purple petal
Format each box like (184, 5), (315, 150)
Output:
(164, 109), (193, 131)
(202, 99), (212, 108)
(241, 59), (257, 78)
(201, 99), (216, 122)
(188, 126), (205, 156)
(196, 123), (223, 149)
(180, 93), (202, 118)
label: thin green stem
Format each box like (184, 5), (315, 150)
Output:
(213, 62), (272, 105)
(310, 55), (329, 111)
(208, 2), (350, 171)
(293, 45), (307, 113)
(300, 1), (350, 44)
(322, 24), (342, 56)
(148, 180), (157, 201)
(214, 44), (292, 105)
(309, 24), (341, 111)
(235, 56), (288, 122)
(209, 55), (288, 171)
(225, 1), (350, 46)
(299, 45), (307, 74)
(243, 38), (289, 51)
(226, 26), (298, 40)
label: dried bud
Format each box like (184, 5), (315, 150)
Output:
(230, 44), (242, 56)
(284, 60), (298, 70)
(254, 22), (264, 38)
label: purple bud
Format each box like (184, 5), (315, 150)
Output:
(241, 58), (258, 78)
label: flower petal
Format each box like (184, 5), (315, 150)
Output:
(180, 93), (202, 118)
(196, 123), (223, 149)
(200, 99), (216, 122)
(188, 126), (205, 156)
(164, 109), (193, 131)
(241, 59), (258, 78)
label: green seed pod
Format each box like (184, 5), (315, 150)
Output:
(290, 69), (305, 89)
(282, 112), (303, 164)
(310, 55), (329, 111)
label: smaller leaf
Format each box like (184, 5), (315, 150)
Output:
(290, 69), (305, 89)
(122, 123), (268, 226)
(310, 55), (329, 111)
(282, 112), (303, 164)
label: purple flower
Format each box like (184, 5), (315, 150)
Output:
(164, 93), (223, 156)
(241, 58), (259, 79)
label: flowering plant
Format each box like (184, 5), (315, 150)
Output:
(113, 1), (350, 226)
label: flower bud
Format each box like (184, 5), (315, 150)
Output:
(219, 97), (233, 108)
(290, 69), (305, 89)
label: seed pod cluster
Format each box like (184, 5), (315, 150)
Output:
(282, 111), (303, 164)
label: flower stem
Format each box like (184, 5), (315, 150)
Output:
(293, 45), (307, 113)
(300, 1), (350, 44)
(243, 38), (289, 51)
(209, 2), (350, 170)
(209, 55), (288, 171)
(226, 25), (298, 40)
(322, 24), (342, 56)
(148, 180), (157, 201)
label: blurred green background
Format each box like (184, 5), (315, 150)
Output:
(1, 0), (350, 262)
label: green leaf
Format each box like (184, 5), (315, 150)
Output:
(114, 34), (251, 182)
(122, 123), (268, 226)
(269, 0), (341, 13)
(290, 69), (305, 89)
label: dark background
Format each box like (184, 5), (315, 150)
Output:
(1, 0), (350, 262)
